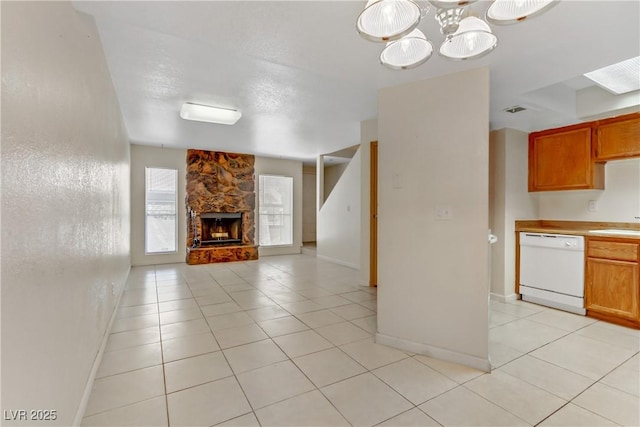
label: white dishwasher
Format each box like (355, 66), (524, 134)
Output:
(519, 232), (585, 315)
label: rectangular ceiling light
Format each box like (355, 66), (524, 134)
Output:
(180, 102), (241, 125)
(584, 56), (640, 95)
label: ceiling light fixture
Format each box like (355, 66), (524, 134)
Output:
(486, 0), (559, 25)
(584, 56), (640, 95)
(180, 102), (242, 125)
(439, 16), (497, 60)
(380, 29), (434, 69)
(356, 0), (422, 42)
(357, 0), (560, 70)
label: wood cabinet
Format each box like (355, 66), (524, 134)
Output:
(586, 238), (640, 327)
(529, 123), (604, 192)
(595, 113), (640, 161)
(528, 112), (640, 192)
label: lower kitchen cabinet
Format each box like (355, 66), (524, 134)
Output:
(585, 238), (640, 327)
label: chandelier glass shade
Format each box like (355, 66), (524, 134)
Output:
(357, 0), (559, 69)
(428, 0), (478, 9)
(380, 29), (434, 69)
(356, 0), (422, 42)
(486, 0), (559, 25)
(439, 16), (497, 60)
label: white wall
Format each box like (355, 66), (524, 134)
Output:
(489, 129), (538, 300)
(255, 157), (303, 256)
(1, 2), (131, 425)
(130, 145), (188, 266)
(377, 68), (490, 371)
(302, 166), (317, 242)
(360, 119), (378, 286)
(317, 150), (362, 269)
(324, 163), (349, 199)
(537, 158), (640, 222)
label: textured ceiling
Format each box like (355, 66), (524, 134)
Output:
(73, 1), (640, 162)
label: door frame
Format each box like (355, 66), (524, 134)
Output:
(370, 141), (378, 287)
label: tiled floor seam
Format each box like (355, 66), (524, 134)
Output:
(458, 383), (533, 426)
(565, 381), (627, 426)
(154, 270), (172, 427)
(182, 272), (260, 425)
(373, 406), (437, 427)
(491, 326), (574, 365)
(533, 401), (573, 427)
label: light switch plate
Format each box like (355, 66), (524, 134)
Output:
(392, 173), (403, 189)
(435, 205), (453, 220)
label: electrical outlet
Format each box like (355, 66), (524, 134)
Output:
(435, 205), (453, 220)
(588, 200), (598, 212)
(392, 173), (403, 189)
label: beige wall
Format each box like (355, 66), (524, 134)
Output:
(324, 163), (349, 199)
(376, 68), (490, 371)
(130, 148), (304, 261)
(130, 145), (188, 266)
(302, 167), (317, 242)
(317, 150), (362, 269)
(1, 2), (131, 425)
(537, 158), (640, 222)
(489, 129), (538, 300)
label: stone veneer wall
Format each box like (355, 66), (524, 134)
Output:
(185, 149), (258, 263)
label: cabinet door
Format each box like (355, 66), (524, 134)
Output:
(586, 258), (639, 321)
(596, 113), (640, 161)
(529, 125), (603, 191)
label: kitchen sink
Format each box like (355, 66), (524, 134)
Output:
(589, 229), (640, 237)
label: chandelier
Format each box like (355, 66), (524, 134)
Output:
(356, 0), (559, 70)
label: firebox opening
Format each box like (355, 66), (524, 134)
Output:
(201, 212), (243, 246)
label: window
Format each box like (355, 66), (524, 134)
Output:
(258, 175), (293, 247)
(145, 167), (178, 254)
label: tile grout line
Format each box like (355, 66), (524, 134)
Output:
(153, 268), (172, 427)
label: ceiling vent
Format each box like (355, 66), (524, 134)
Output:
(504, 105), (527, 113)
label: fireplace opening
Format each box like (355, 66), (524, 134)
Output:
(201, 212), (243, 246)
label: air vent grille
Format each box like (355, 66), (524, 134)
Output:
(504, 105), (527, 113)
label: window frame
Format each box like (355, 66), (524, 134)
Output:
(258, 174), (294, 248)
(144, 166), (178, 255)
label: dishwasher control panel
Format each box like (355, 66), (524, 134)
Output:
(520, 233), (584, 251)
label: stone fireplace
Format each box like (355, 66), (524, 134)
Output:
(185, 149), (258, 264)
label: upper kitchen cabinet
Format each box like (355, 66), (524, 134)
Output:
(595, 112), (640, 161)
(529, 123), (604, 192)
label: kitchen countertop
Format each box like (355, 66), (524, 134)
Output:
(515, 220), (640, 241)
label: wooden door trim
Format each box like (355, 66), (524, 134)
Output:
(370, 141), (378, 287)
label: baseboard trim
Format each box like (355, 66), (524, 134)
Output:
(72, 266), (130, 426)
(375, 333), (491, 372)
(301, 247), (317, 256)
(316, 254), (359, 270)
(490, 292), (518, 303)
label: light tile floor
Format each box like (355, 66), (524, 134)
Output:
(83, 254), (640, 426)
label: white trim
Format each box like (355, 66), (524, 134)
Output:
(490, 292), (518, 303)
(258, 174), (294, 248)
(316, 254), (359, 270)
(375, 332), (491, 372)
(72, 266), (130, 426)
(144, 166), (178, 255)
(259, 246), (301, 257)
(301, 247), (317, 256)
